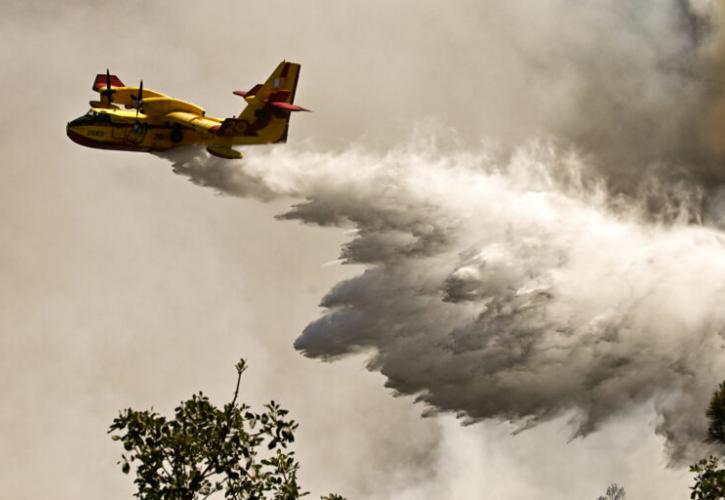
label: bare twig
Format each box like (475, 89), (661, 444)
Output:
(230, 359), (247, 407)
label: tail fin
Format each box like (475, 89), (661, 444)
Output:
(219, 61), (307, 144)
(239, 60), (303, 115)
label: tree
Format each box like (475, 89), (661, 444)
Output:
(597, 483), (626, 500)
(691, 457), (725, 500)
(708, 382), (725, 445)
(109, 359), (345, 500)
(690, 381), (725, 500)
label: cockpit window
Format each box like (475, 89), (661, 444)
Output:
(69, 110), (112, 126)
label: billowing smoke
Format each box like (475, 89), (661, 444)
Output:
(497, 0), (725, 195)
(160, 0), (725, 465)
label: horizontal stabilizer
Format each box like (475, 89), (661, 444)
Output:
(233, 84), (263, 98)
(269, 102), (309, 112)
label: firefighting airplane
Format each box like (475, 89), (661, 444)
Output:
(66, 61), (308, 160)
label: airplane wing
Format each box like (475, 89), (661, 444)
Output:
(89, 70), (223, 136)
(132, 97), (220, 134)
(165, 111), (222, 135)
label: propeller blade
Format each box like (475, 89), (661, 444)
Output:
(134, 79), (144, 117)
(102, 68), (114, 104)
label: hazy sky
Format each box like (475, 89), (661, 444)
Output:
(6, 1), (725, 498)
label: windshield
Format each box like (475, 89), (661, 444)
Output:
(69, 110), (112, 126)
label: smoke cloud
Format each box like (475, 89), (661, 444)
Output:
(457, 0), (725, 196)
(159, 0), (725, 466)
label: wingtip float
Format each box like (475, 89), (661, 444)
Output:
(67, 61), (309, 160)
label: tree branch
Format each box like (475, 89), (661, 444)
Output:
(201, 477), (228, 500)
(230, 359), (247, 408)
(160, 448), (175, 479)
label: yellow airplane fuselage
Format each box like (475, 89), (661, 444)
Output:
(67, 107), (224, 153)
(67, 61), (305, 159)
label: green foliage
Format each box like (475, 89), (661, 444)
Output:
(691, 456), (725, 500)
(109, 358), (345, 500)
(708, 382), (725, 446)
(597, 483), (625, 500)
(690, 382), (725, 499)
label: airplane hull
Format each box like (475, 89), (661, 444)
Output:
(66, 124), (247, 160)
(66, 128), (158, 152)
(65, 117), (204, 152)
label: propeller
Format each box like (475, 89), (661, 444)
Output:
(131, 80), (144, 116)
(100, 69), (116, 104)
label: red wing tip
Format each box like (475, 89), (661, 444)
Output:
(93, 74), (124, 91)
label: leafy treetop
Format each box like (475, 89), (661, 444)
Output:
(690, 381), (725, 500)
(109, 358), (345, 500)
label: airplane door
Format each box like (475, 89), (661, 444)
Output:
(112, 122), (125, 140)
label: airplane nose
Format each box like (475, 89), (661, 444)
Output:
(66, 126), (92, 147)
(66, 124), (80, 143)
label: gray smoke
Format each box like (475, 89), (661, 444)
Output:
(492, 0), (725, 197)
(162, 0), (725, 465)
